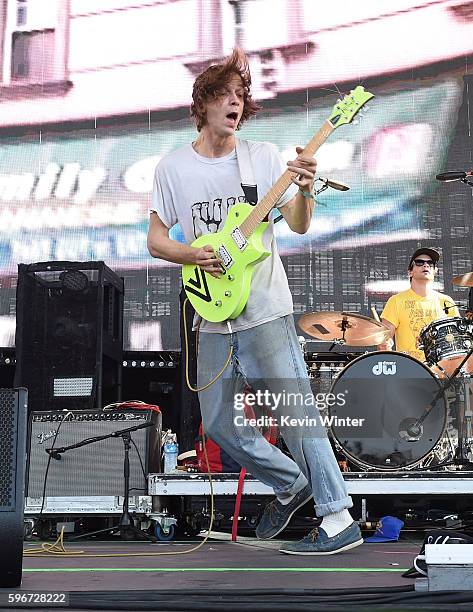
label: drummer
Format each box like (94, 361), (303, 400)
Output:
(378, 247), (460, 363)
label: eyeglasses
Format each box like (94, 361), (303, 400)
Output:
(412, 259), (436, 268)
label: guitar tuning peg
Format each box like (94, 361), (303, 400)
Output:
(352, 119), (360, 126)
(363, 105), (371, 112)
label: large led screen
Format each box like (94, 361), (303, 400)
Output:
(0, 0), (472, 350)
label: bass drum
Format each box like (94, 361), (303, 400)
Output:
(329, 351), (447, 470)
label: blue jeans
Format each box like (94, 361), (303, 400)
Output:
(197, 315), (352, 517)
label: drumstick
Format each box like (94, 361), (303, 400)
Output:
(372, 305), (393, 347)
(371, 306), (381, 322)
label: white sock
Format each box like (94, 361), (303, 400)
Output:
(320, 509), (353, 537)
(277, 492), (297, 506)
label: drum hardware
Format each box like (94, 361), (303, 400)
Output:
(328, 338), (350, 350)
(421, 347), (473, 471)
(398, 418), (423, 442)
(298, 311), (390, 347)
(297, 335), (307, 356)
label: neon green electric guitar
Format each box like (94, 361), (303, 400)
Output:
(182, 86), (374, 322)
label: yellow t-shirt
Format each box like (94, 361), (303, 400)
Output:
(381, 288), (459, 361)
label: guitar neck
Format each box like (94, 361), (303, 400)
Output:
(240, 120), (335, 237)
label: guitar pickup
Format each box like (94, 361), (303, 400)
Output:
(217, 245), (233, 268)
(231, 227), (247, 251)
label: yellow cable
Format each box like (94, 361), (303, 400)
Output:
(24, 528), (84, 556)
(183, 297), (233, 392)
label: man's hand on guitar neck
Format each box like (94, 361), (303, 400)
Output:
(279, 147), (317, 234)
(287, 146), (317, 194)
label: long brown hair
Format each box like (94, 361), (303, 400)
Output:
(190, 48), (260, 131)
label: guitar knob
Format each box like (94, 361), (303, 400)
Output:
(228, 275), (234, 281)
(224, 291), (232, 297)
(215, 300), (222, 307)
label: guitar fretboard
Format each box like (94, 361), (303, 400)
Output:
(240, 120), (335, 237)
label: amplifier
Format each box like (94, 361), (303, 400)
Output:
(26, 409), (161, 498)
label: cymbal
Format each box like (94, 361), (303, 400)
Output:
(453, 272), (473, 287)
(298, 311), (390, 346)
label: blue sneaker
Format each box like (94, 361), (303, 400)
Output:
(279, 522), (363, 555)
(255, 484), (312, 540)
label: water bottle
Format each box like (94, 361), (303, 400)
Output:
(163, 433), (179, 473)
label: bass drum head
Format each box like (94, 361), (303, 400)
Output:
(329, 351), (447, 470)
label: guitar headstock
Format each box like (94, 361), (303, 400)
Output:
(328, 86), (374, 129)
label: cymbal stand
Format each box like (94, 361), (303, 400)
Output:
(328, 339), (346, 352)
(328, 317), (349, 352)
(455, 369), (472, 465)
(340, 316), (349, 344)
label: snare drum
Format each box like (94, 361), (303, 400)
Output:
(329, 351), (447, 470)
(418, 317), (473, 377)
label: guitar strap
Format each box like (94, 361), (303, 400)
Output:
(235, 138), (258, 206)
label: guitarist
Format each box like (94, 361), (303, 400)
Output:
(147, 48), (362, 555)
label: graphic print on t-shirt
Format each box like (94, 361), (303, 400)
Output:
(191, 195), (247, 238)
(405, 299), (439, 346)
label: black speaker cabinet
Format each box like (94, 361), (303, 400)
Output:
(15, 261), (123, 412)
(26, 409), (161, 498)
(0, 388), (28, 588)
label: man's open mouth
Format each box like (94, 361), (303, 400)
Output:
(226, 112), (238, 122)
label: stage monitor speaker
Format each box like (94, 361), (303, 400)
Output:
(26, 409), (161, 498)
(0, 388), (28, 588)
(15, 261), (124, 412)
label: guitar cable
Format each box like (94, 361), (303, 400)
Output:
(182, 296), (236, 545)
(183, 297), (234, 393)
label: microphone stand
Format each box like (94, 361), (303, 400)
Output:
(408, 347), (473, 470)
(47, 422), (157, 542)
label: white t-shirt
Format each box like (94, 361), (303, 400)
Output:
(151, 139), (298, 333)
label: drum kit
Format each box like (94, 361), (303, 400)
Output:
(298, 272), (473, 472)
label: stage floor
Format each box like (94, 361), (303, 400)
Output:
(21, 532), (416, 591)
(12, 533), (473, 610)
